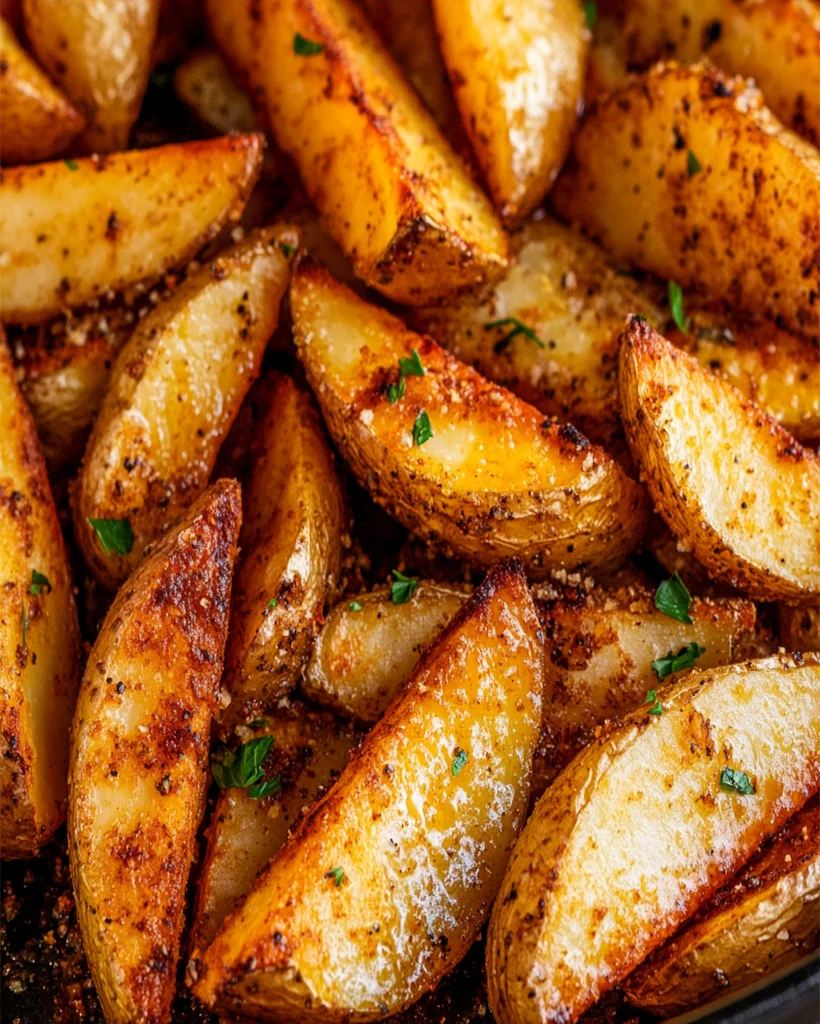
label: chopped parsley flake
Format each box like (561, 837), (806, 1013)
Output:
(652, 642), (706, 681)
(412, 409), (433, 447)
(391, 570), (418, 605)
(584, 2), (597, 30)
(349, 601), (363, 612)
(30, 570), (51, 596)
(64, 158), (79, 171)
(294, 33), (324, 56)
(211, 736), (278, 799)
(687, 150), (702, 177)
(644, 689), (664, 715)
(483, 317), (545, 350)
(267, 598), (278, 609)
(451, 748), (469, 776)
(326, 866), (345, 887)
(654, 573), (693, 623)
(388, 348), (425, 404)
(87, 517), (133, 556)
(279, 242), (295, 258)
(720, 767), (756, 795)
(669, 280), (688, 332)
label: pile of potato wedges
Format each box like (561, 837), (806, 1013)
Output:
(1, 1), (818, 1022)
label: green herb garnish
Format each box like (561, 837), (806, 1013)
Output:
(451, 748), (469, 777)
(247, 719), (270, 729)
(412, 409), (433, 447)
(652, 642), (705, 681)
(687, 150), (702, 177)
(668, 280), (688, 332)
(720, 767), (756, 795)
(30, 570), (51, 596)
(87, 518), (133, 556)
(483, 317), (545, 350)
(294, 33), (324, 55)
(388, 348), (425, 404)
(325, 866), (345, 887)
(349, 601), (363, 612)
(267, 598), (278, 609)
(211, 736), (274, 795)
(248, 776), (282, 799)
(644, 689), (664, 715)
(279, 242), (295, 258)
(654, 573), (693, 623)
(584, 2), (597, 30)
(64, 158), (79, 171)
(391, 570), (418, 605)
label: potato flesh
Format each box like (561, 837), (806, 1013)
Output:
(303, 583), (470, 722)
(432, 0), (587, 223)
(620, 321), (820, 599)
(206, 0), (509, 304)
(192, 562), (545, 1020)
(69, 481), (240, 1024)
(74, 226), (294, 587)
(292, 264), (648, 577)
(488, 654), (820, 1024)
(0, 135), (263, 323)
(220, 373), (345, 730)
(0, 339), (81, 857)
(552, 62), (820, 339)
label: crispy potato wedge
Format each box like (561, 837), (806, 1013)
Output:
(303, 582), (470, 722)
(68, 480), (241, 1024)
(0, 17), (85, 164)
(779, 602), (820, 653)
(191, 561), (545, 1020)
(553, 62), (820, 339)
(624, 795), (820, 1016)
(220, 373), (346, 731)
(191, 705), (361, 955)
(0, 335), (81, 858)
(622, 0), (820, 147)
(73, 225), (296, 588)
(292, 263), (648, 578)
(415, 216), (820, 443)
(174, 49), (256, 136)
(21, 0), (160, 153)
(537, 586), (758, 788)
(620, 319), (820, 600)
(432, 0), (588, 224)
(0, 134), (263, 324)
(206, 0), (509, 305)
(487, 653), (820, 1024)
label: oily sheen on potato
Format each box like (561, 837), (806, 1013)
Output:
(291, 262), (648, 578)
(0, 334), (81, 858)
(69, 481), (241, 1024)
(191, 561), (545, 1020)
(619, 318), (820, 600)
(488, 653), (820, 1024)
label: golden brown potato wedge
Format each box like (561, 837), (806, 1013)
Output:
(302, 582), (471, 722)
(623, 795), (820, 1016)
(432, 0), (588, 224)
(73, 225), (296, 588)
(190, 704), (361, 955)
(68, 480), (241, 1024)
(0, 17), (85, 164)
(220, 373), (346, 732)
(174, 49), (256, 136)
(292, 263), (648, 578)
(779, 602), (820, 653)
(206, 0), (509, 305)
(488, 653), (820, 1024)
(537, 586), (758, 788)
(0, 134), (263, 324)
(415, 216), (820, 443)
(620, 319), (820, 600)
(553, 62), (820, 340)
(622, 0), (820, 147)
(190, 560), (545, 1020)
(21, 0), (160, 153)
(0, 334), (81, 858)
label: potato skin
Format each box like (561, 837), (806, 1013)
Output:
(73, 225), (296, 588)
(432, 0), (588, 224)
(206, 0), (509, 305)
(487, 653), (820, 1024)
(292, 263), (648, 578)
(191, 561), (545, 1020)
(0, 135), (263, 324)
(0, 16), (85, 163)
(21, 0), (160, 153)
(553, 61), (820, 340)
(623, 796), (819, 1016)
(0, 335), (81, 858)
(220, 373), (346, 731)
(68, 480), (241, 1024)
(619, 318), (820, 600)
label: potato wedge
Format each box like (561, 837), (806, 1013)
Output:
(206, 0), (509, 305)
(21, 0), (160, 153)
(552, 62), (820, 339)
(0, 333), (81, 858)
(432, 0), (588, 224)
(292, 263), (648, 578)
(415, 216), (820, 443)
(191, 705), (361, 955)
(0, 134), (263, 324)
(623, 795), (820, 1016)
(303, 582), (470, 722)
(487, 653), (820, 1024)
(220, 373), (346, 731)
(0, 17), (85, 164)
(620, 319), (820, 600)
(779, 602), (820, 653)
(68, 480), (241, 1024)
(190, 560), (545, 1019)
(73, 225), (296, 588)
(622, 0), (820, 147)
(174, 49), (256, 136)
